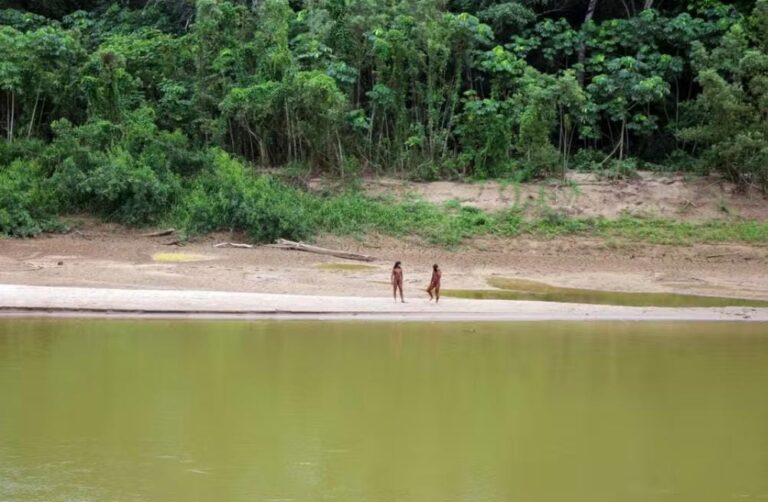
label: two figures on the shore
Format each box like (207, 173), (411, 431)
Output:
(391, 262), (441, 303)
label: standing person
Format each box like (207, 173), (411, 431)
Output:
(391, 261), (405, 303)
(427, 264), (441, 303)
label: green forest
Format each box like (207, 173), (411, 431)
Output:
(1, 0), (767, 243)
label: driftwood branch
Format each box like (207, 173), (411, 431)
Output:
(141, 228), (175, 238)
(72, 230), (92, 240)
(214, 242), (254, 249)
(266, 239), (376, 262)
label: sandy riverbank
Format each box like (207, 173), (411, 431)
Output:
(2, 208), (768, 321)
(1, 284), (766, 322)
(2, 223), (768, 299)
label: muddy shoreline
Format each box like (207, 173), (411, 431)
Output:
(2, 211), (768, 323)
(1, 284), (766, 322)
(2, 226), (767, 298)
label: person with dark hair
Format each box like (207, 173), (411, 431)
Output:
(391, 261), (404, 303)
(426, 264), (441, 303)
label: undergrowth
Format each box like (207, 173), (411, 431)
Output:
(2, 148), (767, 247)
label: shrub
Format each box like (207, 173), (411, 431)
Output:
(179, 150), (311, 242)
(571, 149), (605, 171)
(52, 148), (180, 225)
(45, 113), (183, 225)
(0, 160), (58, 237)
(0, 139), (45, 166)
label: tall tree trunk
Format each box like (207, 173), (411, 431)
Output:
(619, 119), (625, 162)
(27, 91), (41, 139)
(577, 0), (599, 87)
(9, 91), (14, 142)
(643, 0), (654, 10)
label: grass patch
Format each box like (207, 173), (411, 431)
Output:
(590, 217), (768, 245)
(305, 192), (768, 246)
(5, 147), (765, 247)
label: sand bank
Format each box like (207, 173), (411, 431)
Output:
(1, 284), (766, 322)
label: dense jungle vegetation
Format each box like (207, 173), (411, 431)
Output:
(1, 0), (767, 242)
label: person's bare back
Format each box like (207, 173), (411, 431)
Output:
(426, 264), (441, 303)
(391, 261), (405, 303)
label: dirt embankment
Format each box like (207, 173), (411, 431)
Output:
(0, 224), (767, 303)
(358, 172), (768, 221)
(0, 173), (767, 311)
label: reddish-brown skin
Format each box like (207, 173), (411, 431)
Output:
(391, 265), (404, 303)
(427, 267), (441, 303)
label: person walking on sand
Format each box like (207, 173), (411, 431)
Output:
(427, 264), (441, 303)
(391, 261), (405, 303)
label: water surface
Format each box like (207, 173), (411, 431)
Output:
(443, 277), (768, 307)
(1, 319), (767, 501)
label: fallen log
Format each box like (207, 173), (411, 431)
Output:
(266, 239), (376, 262)
(141, 228), (175, 238)
(214, 242), (254, 249)
(72, 230), (92, 240)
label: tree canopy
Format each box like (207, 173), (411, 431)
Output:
(1, 0), (767, 237)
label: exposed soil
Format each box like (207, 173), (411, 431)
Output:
(358, 172), (768, 220)
(0, 220), (766, 303)
(1, 174), (767, 306)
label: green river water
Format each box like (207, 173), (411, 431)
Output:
(1, 319), (767, 502)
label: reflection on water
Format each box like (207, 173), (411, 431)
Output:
(443, 277), (768, 307)
(1, 319), (767, 502)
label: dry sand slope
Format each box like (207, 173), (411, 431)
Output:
(0, 174), (767, 319)
(359, 172), (768, 221)
(0, 230), (767, 321)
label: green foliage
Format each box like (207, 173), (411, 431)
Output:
(45, 109), (185, 224)
(455, 91), (515, 178)
(1, 0), (760, 179)
(55, 148), (180, 225)
(305, 189), (768, 246)
(0, 160), (58, 237)
(0, 138), (45, 165)
(1, 0), (767, 243)
(679, 1), (768, 189)
(178, 150), (311, 242)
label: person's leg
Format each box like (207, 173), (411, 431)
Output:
(426, 286), (433, 301)
(393, 283), (397, 302)
(435, 286), (440, 303)
(398, 283), (404, 302)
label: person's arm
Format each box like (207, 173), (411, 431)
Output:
(391, 270), (395, 285)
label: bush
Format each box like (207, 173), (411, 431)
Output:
(0, 160), (58, 237)
(571, 149), (605, 171)
(52, 148), (180, 225)
(0, 139), (45, 166)
(46, 113), (183, 225)
(179, 150), (311, 242)
(603, 157), (640, 179)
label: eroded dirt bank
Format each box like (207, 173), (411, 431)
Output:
(358, 172), (768, 221)
(1, 225), (767, 304)
(2, 174), (767, 311)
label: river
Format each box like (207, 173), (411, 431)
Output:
(1, 319), (766, 501)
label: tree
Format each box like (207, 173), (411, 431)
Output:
(680, 0), (768, 190)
